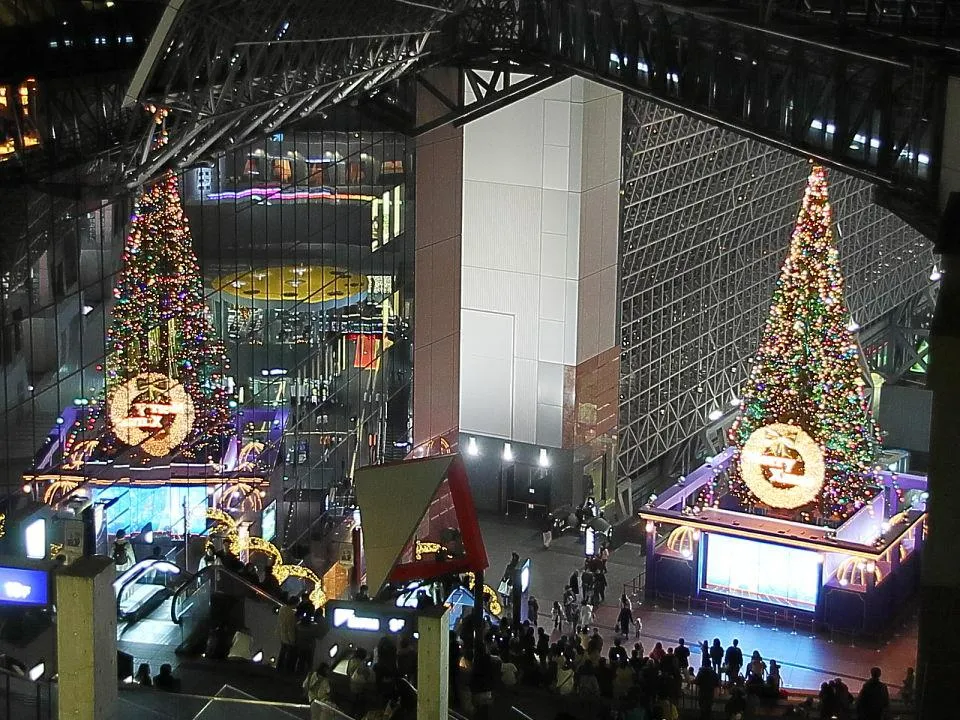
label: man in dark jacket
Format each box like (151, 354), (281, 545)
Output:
(856, 667), (890, 720)
(724, 639), (743, 682)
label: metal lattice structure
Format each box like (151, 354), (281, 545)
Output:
(618, 95), (935, 485)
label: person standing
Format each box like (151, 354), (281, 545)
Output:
(594, 569), (607, 604)
(856, 667), (890, 720)
(724, 639), (743, 683)
(578, 599), (593, 629)
(616, 602), (633, 638)
(277, 599), (298, 672)
(901, 667), (915, 706)
(675, 638), (691, 672)
(709, 639), (724, 675)
(581, 566), (595, 603)
(112, 529), (134, 573)
(568, 570), (580, 597)
(695, 663), (720, 720)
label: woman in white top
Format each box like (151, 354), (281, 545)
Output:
(578, 600), (593, 628)
(747, 650), (767, 681)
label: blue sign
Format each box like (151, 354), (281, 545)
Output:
(0, 566), (49, 606)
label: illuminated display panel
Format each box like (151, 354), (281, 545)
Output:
(702, 533), (821, 611)
(261, 500), (277, 542)
(0, 566), (48, 606)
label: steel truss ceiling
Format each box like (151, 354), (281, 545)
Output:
(617, 95), (935, 481)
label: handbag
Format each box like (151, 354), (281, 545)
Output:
(497, 580), (510, 595)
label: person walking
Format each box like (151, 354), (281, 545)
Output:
(527, 594), (540, 625)
(552, 601), (563, 632)
(569, 570), (579, 597)
(856, 667), (890, 720)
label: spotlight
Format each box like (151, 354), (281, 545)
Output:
(846, 318), (860, 332)
(538, 449), (550, 467)
(466, 437), (479, 457)
(502, 443), (514, 462)
(252, 651), (263, 663)
(28, 663), (44, 681)
(729, 397), (741, 407)
(645, 521), (656, 533)
(708, 408), (723, 421)
(22, 483), (32, 494)
(930, 266), (942, 282)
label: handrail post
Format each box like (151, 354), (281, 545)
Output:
(6, 672), (10, 720)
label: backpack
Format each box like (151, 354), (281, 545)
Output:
(112, 541), (130, 565)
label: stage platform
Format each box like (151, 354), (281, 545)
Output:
(637, 448), (926, 635)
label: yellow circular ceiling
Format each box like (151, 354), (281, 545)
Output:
(213, 266), (366, 303)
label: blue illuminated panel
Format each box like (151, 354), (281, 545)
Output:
(94, 486), (209, 535)
(702, 534), (820, 611)
(0, 566), (49, 606)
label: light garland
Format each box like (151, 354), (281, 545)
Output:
(725, 165), (882, 524)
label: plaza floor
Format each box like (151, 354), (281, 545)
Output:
(478, 513), (918, 694)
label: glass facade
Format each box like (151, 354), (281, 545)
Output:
(0, 121), (415, 550)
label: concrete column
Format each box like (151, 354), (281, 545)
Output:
(416, 606), (450, 720)
(56, 556), (117, 720)
(917, 75), (960, 717)
(412, 68), (464, 448)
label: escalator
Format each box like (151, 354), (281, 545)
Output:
(115, 558), (189, 645)
(170, 565), (288, 661)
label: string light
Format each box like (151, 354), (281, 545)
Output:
(99, 109), (232, 460)
(723, 165), (882, 525)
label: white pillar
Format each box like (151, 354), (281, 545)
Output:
(56, 556), (117, 720)
(416, 606), (450, 720)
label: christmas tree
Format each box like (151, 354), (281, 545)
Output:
(726, 164), (882, 525)
(101, 110), (232, 461)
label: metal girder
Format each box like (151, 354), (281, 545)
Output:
(0, 0), (468, 190)
(731, 0), (960, 38)
(451, 0), (946, 210)
(862, 288), (936, 382)
(412, 63), (568, 135)
(616, 96), (936, 480)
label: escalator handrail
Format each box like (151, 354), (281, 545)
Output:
(114, 558), (184, 619)
(170, 564), (285, 625)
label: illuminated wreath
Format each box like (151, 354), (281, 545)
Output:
(740, 423), (825, 509)
(108, 372), (195, 457)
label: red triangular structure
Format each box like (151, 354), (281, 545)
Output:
(354, 454), (487, 592)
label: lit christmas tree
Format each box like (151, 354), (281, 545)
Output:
(726, 164), (882, 525)
(101, 110), (232, 461)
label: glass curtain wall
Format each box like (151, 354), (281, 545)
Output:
(187, 126), (414, 551)
(0, 113), (415, 556)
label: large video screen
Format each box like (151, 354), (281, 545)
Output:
(702, 533), (820, 611)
